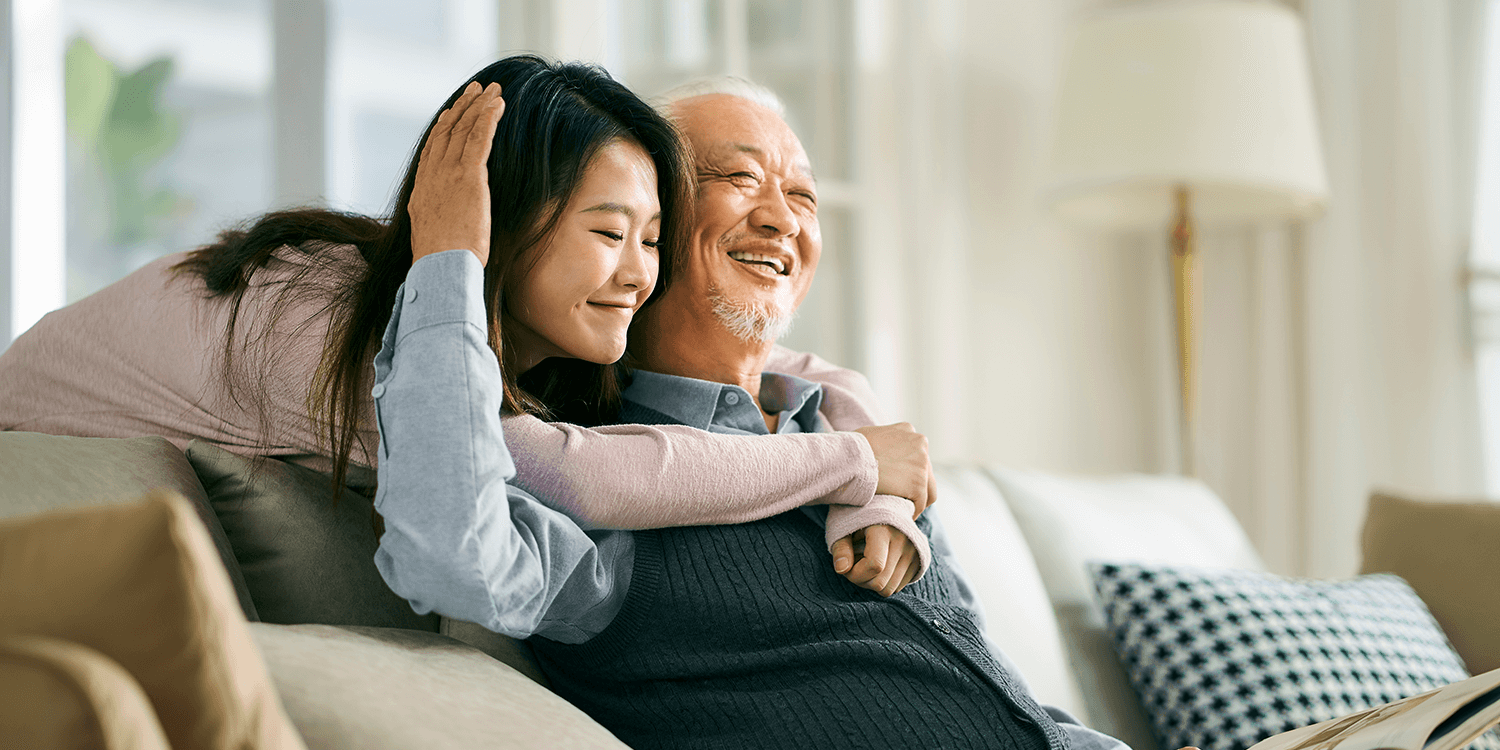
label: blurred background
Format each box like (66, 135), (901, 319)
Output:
(3, 0), (1498, 580)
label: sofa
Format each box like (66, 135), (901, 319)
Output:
(1, 429), (1495, 750)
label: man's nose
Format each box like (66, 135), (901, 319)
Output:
(750, 188), (799, 238)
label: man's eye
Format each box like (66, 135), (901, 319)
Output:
(729, 172), (760, 185)
(793, 191), (817, 206)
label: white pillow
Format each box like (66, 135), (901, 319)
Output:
(931, 467), (1088, 720)
(988, 468), (1265, 750)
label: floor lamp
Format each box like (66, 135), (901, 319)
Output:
(1045, 0), (1329, 475)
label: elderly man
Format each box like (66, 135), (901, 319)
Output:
(534, 81), (1133, 749)
(373, 78), (1138, 748)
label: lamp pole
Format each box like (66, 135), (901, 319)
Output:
(1170, 185), (1197, 476)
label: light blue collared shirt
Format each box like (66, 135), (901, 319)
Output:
(370, 249), (630, 643)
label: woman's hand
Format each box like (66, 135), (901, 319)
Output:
(831, 525), (920, 597)
(409, 80), (506, 266)
(852, 423), (936, 518)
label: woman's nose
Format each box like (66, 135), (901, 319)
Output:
(615, 240), (656, 291)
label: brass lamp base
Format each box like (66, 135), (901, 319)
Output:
(1171, 185), (1197, 476)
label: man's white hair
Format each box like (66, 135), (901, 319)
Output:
(650, 75), (786, 118)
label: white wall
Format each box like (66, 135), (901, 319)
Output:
(949, 0), (1490, 580)
(957, 0), (1176, 474)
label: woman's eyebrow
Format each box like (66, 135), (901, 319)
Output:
(580, 202), (636, 218)
(581, 203), (661, 222)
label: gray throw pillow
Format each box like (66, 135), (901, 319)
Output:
(0, 431), (257, 620)
(1090, 562), (1500, 750)
(184, 441), (438, 631)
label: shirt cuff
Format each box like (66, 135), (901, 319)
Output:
(824, 496), (932, 582)
(394, 249), (488, 341)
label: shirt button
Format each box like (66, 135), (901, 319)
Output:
(724, 392), (739, 405)
(406, 286), (419, 303)
(932, 618), (951, 634)
(371, 383), (385, 398)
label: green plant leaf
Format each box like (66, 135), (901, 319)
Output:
(99, 57), (181, 173)
(64, 36), (118, 147)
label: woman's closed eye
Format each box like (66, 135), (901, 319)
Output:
(592, 229), (625, 242)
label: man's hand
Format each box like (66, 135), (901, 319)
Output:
(409, 80), (505, 266)
(831, 525), (920, 597)
(852, 423), (936, 518)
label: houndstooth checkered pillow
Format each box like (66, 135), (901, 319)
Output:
(1089, 562), (1500, 750)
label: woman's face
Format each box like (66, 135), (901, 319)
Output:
(506, 139), (662, 371)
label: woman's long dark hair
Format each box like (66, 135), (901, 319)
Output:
(173, 54), (694, 495)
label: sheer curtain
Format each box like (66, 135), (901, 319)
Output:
(1197, 0), (1489, 578)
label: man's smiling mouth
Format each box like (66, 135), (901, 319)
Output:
(727, 251), (787, 275)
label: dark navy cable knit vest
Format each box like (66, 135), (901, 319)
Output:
(528, 401), (1072, 750)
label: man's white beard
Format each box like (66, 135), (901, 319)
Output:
(707, 288), (795, 343)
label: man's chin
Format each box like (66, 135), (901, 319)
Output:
(706, 291), (795, 343)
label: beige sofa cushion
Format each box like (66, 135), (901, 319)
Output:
(0, 490), (306, 750)
(253, 624), (626, 750)
(1361, 491), (1500, 674)
(0, 634), (170, 750)
(0, 430), (257, 619)
(989, 468), (1264, 750)
(931, 466), (1086, 718)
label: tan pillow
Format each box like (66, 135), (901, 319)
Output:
(0, 431), (257, 620)
(1361, 491), (1500, 674)
(0, 634), (170, 750)
(0, 490), (307, 750)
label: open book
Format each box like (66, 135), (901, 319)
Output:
(1248, 667), (1500, 750)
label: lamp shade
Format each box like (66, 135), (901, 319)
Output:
(1046, 0), (1329, 228)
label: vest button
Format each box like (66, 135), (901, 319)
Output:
(724, 392), (740, 405)
(932, 618), (951, 634)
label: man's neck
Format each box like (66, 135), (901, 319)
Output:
(632, 303), (777, 428)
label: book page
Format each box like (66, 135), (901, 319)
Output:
(1247, 668), (1500, 750)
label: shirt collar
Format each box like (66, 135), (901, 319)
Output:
(622, 370), (825, 435)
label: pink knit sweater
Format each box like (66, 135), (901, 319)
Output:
(0, 247), (927, 569)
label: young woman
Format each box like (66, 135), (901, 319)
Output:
(0, 55), (929, 594)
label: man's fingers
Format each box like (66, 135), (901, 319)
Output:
(831, 536), (854, 574)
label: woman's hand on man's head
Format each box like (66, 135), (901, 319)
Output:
(410, 80), (505, 267)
